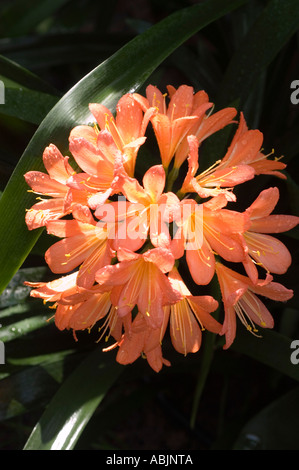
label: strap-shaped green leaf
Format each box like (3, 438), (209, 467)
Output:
(0, 350), (81, 420)
(0, 54), (59, 94)
(1, 88), (59, 124)
(217, 0), (299, 110)
(233, 386), (299, 450)
(231, 327), (299, 382)
(0, 33), (130, 70)
(23, 348), (123, 450)
(0, 55), (59, 122)
(0, 0), (72, 37)
(0, 0), (248, 295)
(201, 0), (299, 167)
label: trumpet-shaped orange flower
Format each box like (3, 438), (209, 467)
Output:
(45, 205), (114, 289)
(25, 144), (89, 229)
(238, 187), (299, 283)
(171, 195), (250, 285)
(24, 271), (79, 304)
(165, 86), (237, 169)
(164, 267), (221, 355)
(67, 128), (124, 210)
(55, 288), (124, 336)
(133, 84), (204, 168)
(221, 112), (287, 178)
(26, 270), (129, 339)
(216, 262), (293, 349)
(89, 93), (154, 176)
(95, 247), (182, 329)
(180, 135), (255, 201)
(116, 312), (170, 373)
(102, 162), (180, 250)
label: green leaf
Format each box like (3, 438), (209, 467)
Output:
(218, 0), (299, 110)
(201, 0), (299, 166)
(231, 327), (299, 382)
(0, 55), (59, 123)
(233, 386), (299, 450)
(0, 87), (59, 124)
(0, 0), (248, 295)
(0, 267), (48, 308)
(0, 350), (82, 421)
(0, 0), (72, 37)
(0, 314), (50, 343)
(0, 54), (59, 94)
(0, 33), (130, 70)
(23, 348), (123, 450)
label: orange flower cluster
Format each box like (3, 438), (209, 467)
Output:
(24, 85), (299, 372)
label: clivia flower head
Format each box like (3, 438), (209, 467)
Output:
(24, 84), (299, 372)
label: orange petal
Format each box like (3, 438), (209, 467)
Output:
(246, 187), (279, 219)
(211, 233), (245, 263)
(170, 116), (199, 153)
(95, 260), (134, 287)
(221, 305), (237, 350)
(192, 89), (210, 111)
(131, 92), (151, 112)
(195, 107), (237, 143)
(142, 165), (165, 200)
(188, 296), (221, 334)
(222, 128), (263, 166)
(170, 303), (202, 355)
(66, 173), (108, 191)
(200, 164), (255, 188)
(76, 242), (113, 289)
(115, 93), (143, 142)
(117, 171), (149, 205)
(69, 138), (106, 175)
(245, 232), (292, 275)
(25, 198), (66, 230)
(142, 247), (175, 273)
(215, 262), (249, 306)
(89, 103), (114, 131)
(250, 280), (293, 302)
(145, 347), (169, 373)
(45, 233), (101, 274)
(25, 271), (78, 302)
(146, 85), (166, 113)
(46, 219), (96, 238)
(116, 313), (146, 365)
(250, 214), (299, 233)
(43, 144), (73, 183)
(186, 239), (215, 285)
(69, 125), (98, 145)
(68, 291), (111, 330)
(96, 130), (120, 164)
(238, 291), (274, 329)
(174, 102), (213, 167)
(242, 252), (259, 285)
(55, 303), (81, 331)
(150, 113), (171, 164)
(167, 85), (194, 120)
(203, 194), (228, 211)
(204, 206), (250, 234)
(180, 135), (199, 192)
(250, 157), (286, 178)
(25, 171), (67, 197)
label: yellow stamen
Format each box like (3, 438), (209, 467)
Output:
(48, 302), (58, 309)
